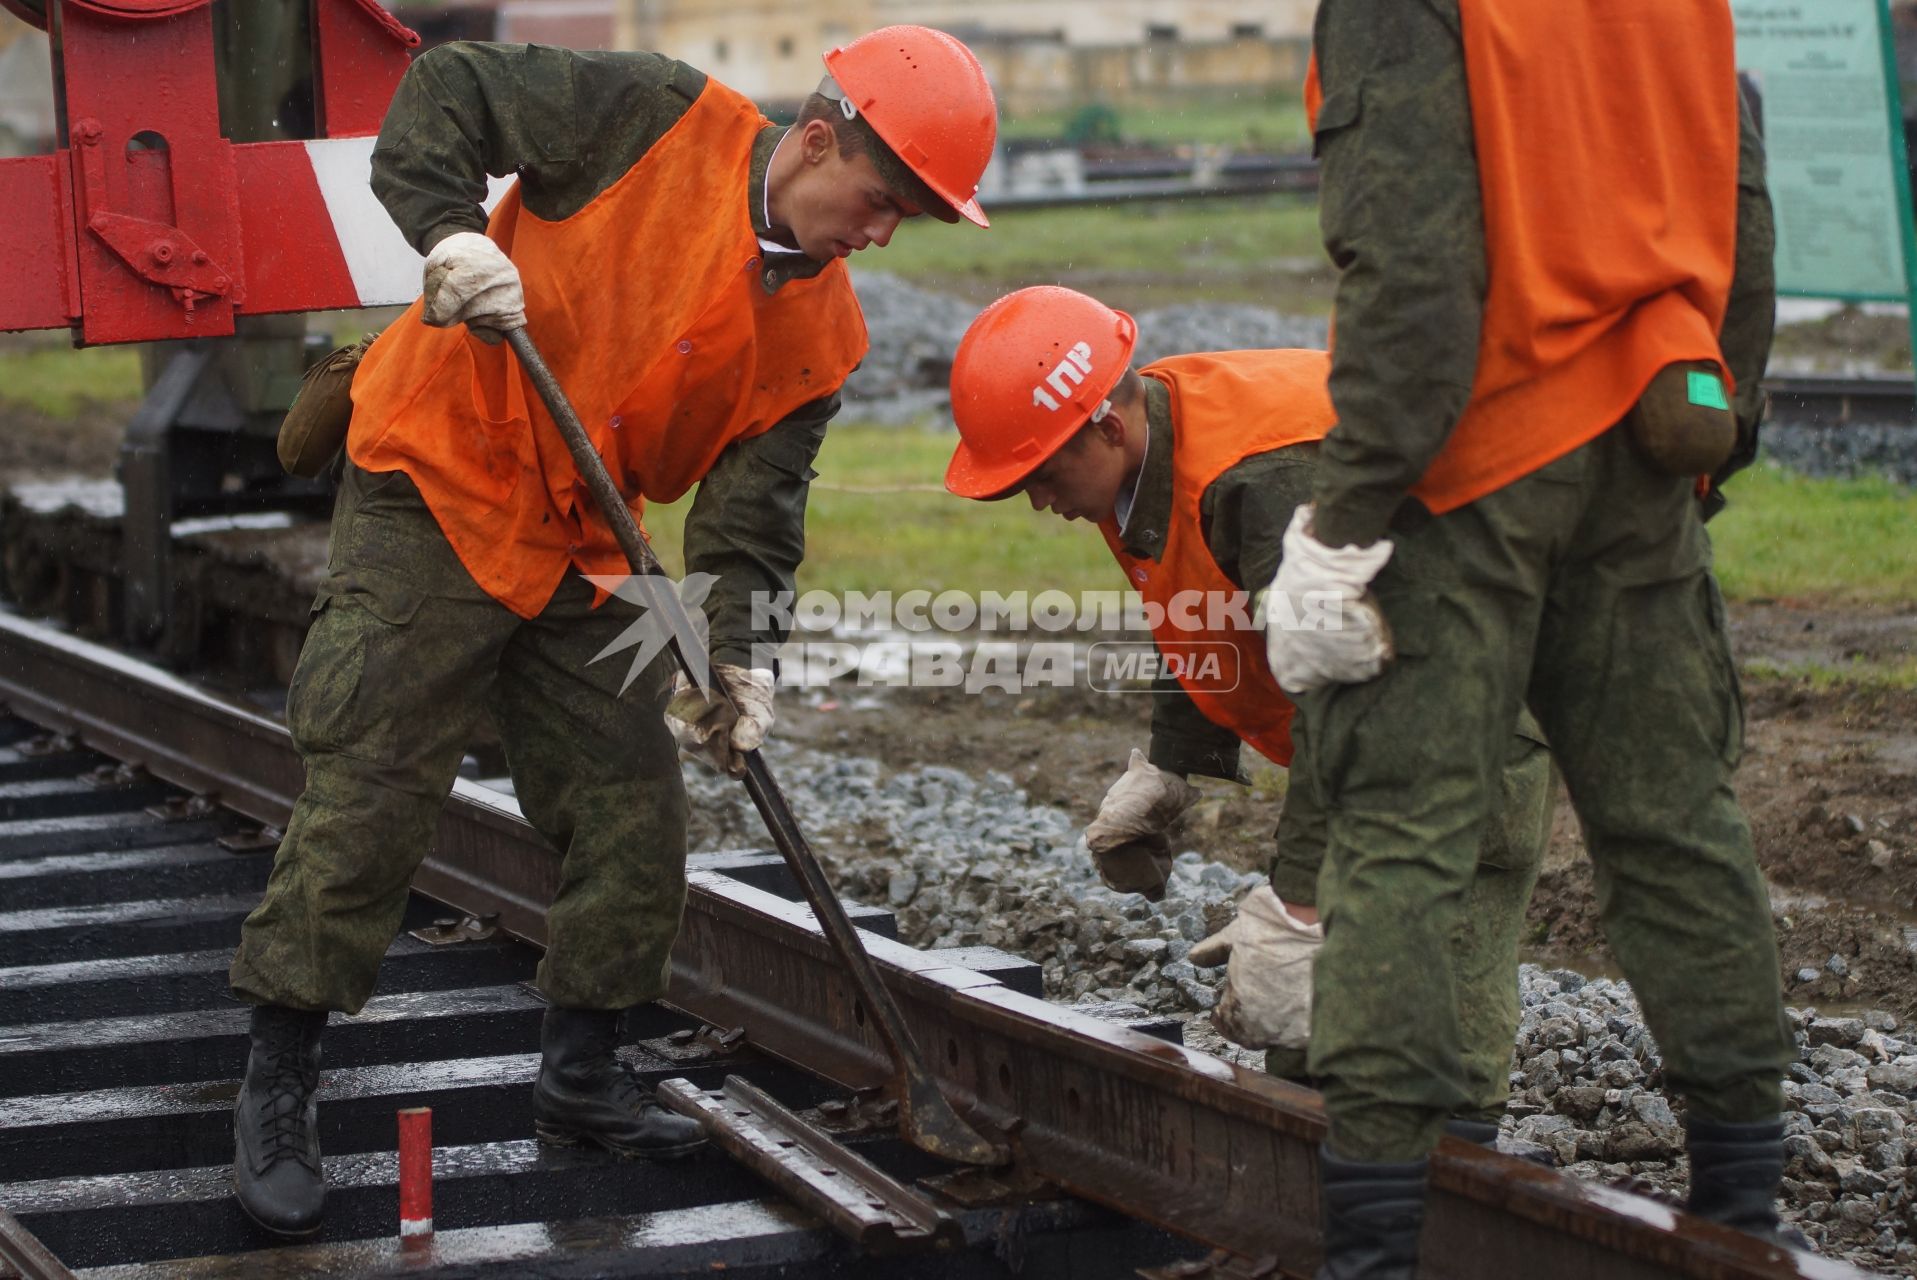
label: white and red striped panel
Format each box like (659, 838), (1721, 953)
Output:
(235, 135), (512, 314)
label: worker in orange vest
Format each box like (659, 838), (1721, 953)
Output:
(1268, 1), (1791, 1274)
(225, 28), (997, 1237)
(943, 285), (1554, 1114)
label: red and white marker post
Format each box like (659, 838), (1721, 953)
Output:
(397, 1106), (433, 1240)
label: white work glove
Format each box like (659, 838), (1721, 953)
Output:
(1083, 749), (1200, 901)
(420, 231), (525, 344)
(665, 665), (776, 778)
(1262, 504), (1396, 694)
(1189, 885), (1324, 1050)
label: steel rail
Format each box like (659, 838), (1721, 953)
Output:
(0, 1207), (77, 1280)
(1762, 373), (1917, 427)
(0, 609), (1866, 1280)
(502, 324), (1004, 1168)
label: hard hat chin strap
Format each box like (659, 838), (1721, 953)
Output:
(817, 74), (858, 120)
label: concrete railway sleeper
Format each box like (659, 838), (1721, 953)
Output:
(0, 608), (1872, 1279)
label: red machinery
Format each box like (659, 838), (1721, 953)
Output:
(0, 0), (456, 652)
(0, 0), (422, 344)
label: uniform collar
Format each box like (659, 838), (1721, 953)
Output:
(749, 125), (834, 291)
(1117, 375), (1174, 560)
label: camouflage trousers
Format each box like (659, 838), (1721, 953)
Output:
(1266, 711), (1554, 1125)
(229, 463), (685, 1014)
(1296, 425), (1794, 1163)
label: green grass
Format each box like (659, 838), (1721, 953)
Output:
(641, 424), (1114, 599)
(1740, 656), (1917, 692)
(999, 95), (1311, 151)
(1710, 463), (1917, 603)
(884, 194), (1323, 278)
(639, 432), (1917, 609)
(0, 344), (143, 416)
(877, 194), (1331, 310)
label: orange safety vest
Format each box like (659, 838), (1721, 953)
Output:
(1305, 1), (1738, 512)
(349, 78), (869, 617)
(1099, 350), (1336, 767)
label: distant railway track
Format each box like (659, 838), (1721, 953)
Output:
(1763, 374), (1917, 428)
(985, 153), (1321, 209)
(0, 609), (1871, 1278)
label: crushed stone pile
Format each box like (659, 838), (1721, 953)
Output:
(842, 272), (1329, 426)
(685, 747), (1260, 1015)
(1504, 969), (1917, 1274)
(1760, 424), (1917, 487)
(840, 272), (976, 426)
(1130, 304), (1329, 366)
(843, 271), (1915, 490)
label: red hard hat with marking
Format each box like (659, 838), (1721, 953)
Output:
(824, 25), (998, 228)
(946, 286), (1138, 499)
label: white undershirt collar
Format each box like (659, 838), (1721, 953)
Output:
(759, 130), (806, 257)
(1113, 419), (1150, 533)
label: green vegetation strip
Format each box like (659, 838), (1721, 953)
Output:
(1740, 657), (1917, 693)
(999, 96), (1312, 151)
(873, 195), (1330, 309)
(1709, 463), (1917, 604)
(0, 345), (143, 417)
(5, 339), (1909, 608)
(643, 424), (1111, 599)
(644, 431), (1917, 608)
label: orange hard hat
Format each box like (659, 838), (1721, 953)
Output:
(946, 286), (1137, 499)
(824, 26), (998, 228)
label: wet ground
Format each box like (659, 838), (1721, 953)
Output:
(0, 402), (124, 484)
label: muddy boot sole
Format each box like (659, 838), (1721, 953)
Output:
(534, 1117), (706, 1160)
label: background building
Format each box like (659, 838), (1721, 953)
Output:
(492, 0), (1312, 115)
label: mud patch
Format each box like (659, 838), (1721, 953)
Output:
(0, 403), (129, 484)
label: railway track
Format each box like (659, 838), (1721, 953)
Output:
(1764, 374), (1917, 428)
(0, 608), (1872, 1278)
(0, 619), (1194, 1277)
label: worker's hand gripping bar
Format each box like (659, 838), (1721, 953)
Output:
(503, 326), (1008, 1168)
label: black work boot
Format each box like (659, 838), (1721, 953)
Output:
(1687, 1118), (1809, 1246)
(532, 1007), (705, 1158)
(1442, 1117), (1500, 1149)
(232, 1004), (327, 1237)
(1315, 1145), (1428, 1280)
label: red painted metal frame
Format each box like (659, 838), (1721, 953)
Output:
(0, 156), (78, 332)
(0, 0), (46, 29)
(59, 0), (239, 342)
(231, 142), (363, 314)
(0, 0), (417, 344)
(316, 0), (418, 136)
